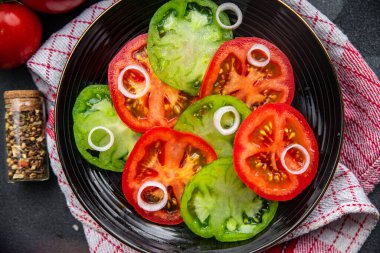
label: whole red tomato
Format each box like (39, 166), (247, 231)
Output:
(21, 0), (86, 14)
(0, 3), (42, 69)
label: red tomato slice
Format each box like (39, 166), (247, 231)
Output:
(200, 37), (294, 110)
(122, 127), (217, 225)
(108, 34), (195, 133)
(233, 103), (318, 201)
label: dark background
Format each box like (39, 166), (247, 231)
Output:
(0, 0), (379, 252)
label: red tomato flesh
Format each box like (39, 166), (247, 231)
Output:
(200, 37), (294, 110)
(122, 127), (217, 225)
(233, 103), (319, 201)
(108, 34), (195, 133)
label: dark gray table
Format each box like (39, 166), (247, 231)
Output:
(0, 1), (379, 252)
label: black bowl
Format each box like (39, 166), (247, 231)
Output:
(55, 0), (344, 252)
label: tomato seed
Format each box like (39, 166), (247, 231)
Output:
(173, 105), (181, 114)
(270, 94), (278, 100)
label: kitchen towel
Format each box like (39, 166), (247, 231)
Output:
(27, 0), (380, 252)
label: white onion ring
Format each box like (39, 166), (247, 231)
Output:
(280, 144), (310, 175)
(88, 126), (115, 152)
(247, 44), (271, 67)
(137, 181), (168, 212)
(213, 106), (240, 136)
(118, 65), (150, 99)
(216, 3), (243, 30)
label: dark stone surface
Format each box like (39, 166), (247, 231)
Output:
(0, 68), (89, 253)
(0, 0), (378, 252)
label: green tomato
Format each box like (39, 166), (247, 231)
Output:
(181, 158), (278, 242)
(147, 0), (233, 96)
(174, 95), (251, 157)
(72, 85), (140, 172)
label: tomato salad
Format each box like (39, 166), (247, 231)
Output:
(72, 0), (319, 243)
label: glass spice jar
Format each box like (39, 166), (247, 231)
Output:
(4, 90), (49, 182)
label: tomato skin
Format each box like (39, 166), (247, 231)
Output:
(122, 127), (217, 225)
(233, 103), (319, 201)
(21, 0), (86, 14)
(108, 34), (195, 133)
(0, 3), (42, 69)
(200, 37), (295, 110)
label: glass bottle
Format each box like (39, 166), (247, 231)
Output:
(4, 90), (49, 182)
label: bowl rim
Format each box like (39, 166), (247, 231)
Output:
(55, 0), (344, 252)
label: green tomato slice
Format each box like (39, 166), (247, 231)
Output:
(174, 95), (251, 157)
(181, 158), (278, 242)
(73, 85), (140, 172)
(148, 0), (233, 95)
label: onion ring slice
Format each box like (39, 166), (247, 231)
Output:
(280, 144), (310, 175)
(216, 3), (243, 30)
(247, 44), (271, 67)
(137, 181), (168, 212)
(118, 65), (150, 99)
(88, 126), (115, 152)
(213, 106), (240, 136)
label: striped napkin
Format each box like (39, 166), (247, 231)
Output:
(27, 0), (380, 252)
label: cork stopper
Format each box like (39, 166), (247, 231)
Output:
(4, 90), (43, 111)
(4, 90), (42, 100)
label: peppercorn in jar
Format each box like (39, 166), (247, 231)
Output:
(4, 90), (49, 182)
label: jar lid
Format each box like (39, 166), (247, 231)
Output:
(3, 90), (42, 100)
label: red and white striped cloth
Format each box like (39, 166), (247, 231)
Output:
(27, 0), (380, 252)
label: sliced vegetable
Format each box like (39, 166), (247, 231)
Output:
(73, 85), (140, 172)
(213, 106), (240, 136)
(200, 37), (295, 110)
(147, 0), (233, 95)
(247, 44), (270, 67)
(122, 127), (217, 225)
(216, 3), (242, 30)
(233, 103), (319, 201)
(181, 158), (278, 242)
(108, 34), (195, 133)
(117, 65), (150, 99)
(88, 126), (115, 152)
(174, 95), (250, 157)
(280, 144), (310, 175)
(137, 181), (168, 212)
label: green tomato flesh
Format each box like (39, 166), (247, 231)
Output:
(73, 85), (140, 172)
(148, 0), (233, 95)
(181, 158), (278, 242)
(174, 95), (251, 157)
